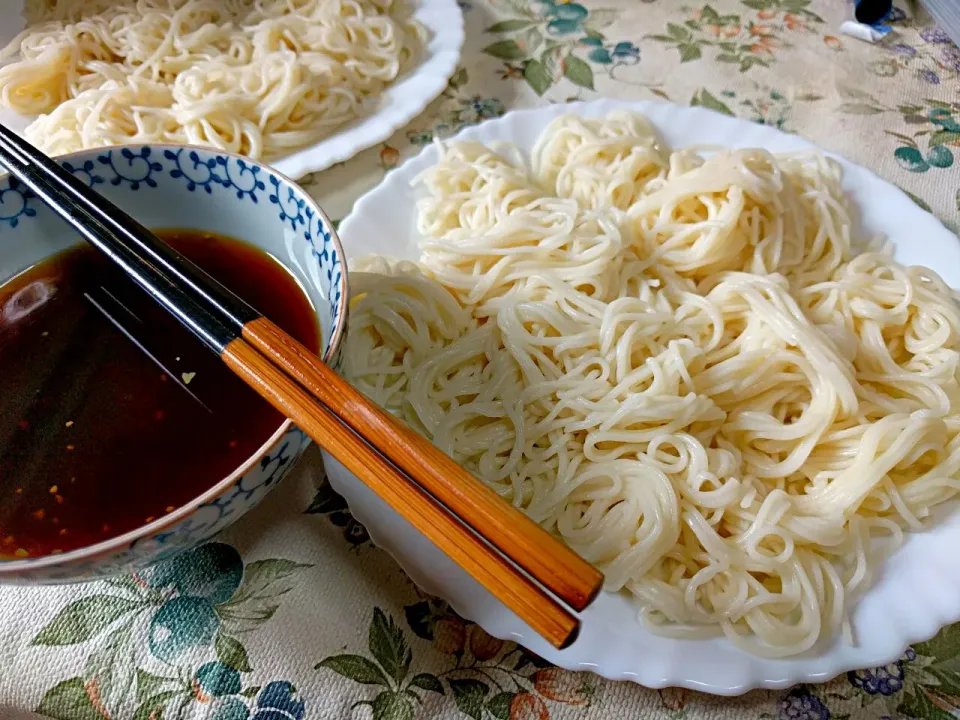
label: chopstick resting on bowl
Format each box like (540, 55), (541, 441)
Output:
(0, 124), (604, 650)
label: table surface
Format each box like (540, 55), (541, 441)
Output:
(5, 1), (960, 718)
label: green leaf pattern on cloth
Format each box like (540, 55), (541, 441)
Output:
(317, 601), (599, 719)
(24, 543), (310, 720)
(32, 597), (144, 647)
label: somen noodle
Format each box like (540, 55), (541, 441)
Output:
(344, 111), (960, 657)
(0, 0), (425, 159)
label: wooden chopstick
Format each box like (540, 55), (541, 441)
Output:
(85, 283), (580, 648)
(223, 339), (580, 648)
(0, 123), (604, 613)
(243, 317), (604, 611)
(0, 125), (604, 648)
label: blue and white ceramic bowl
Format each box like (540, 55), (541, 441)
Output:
(0, 144), (348, 584)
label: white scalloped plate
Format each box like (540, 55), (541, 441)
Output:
(0, 0), (464, 178)
(331, 99), (960, 695)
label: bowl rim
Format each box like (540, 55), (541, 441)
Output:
(0, 141), (350, 575)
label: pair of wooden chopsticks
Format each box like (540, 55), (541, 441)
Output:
(0, 125), (603, 649)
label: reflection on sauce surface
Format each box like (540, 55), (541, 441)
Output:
(0, 230), (319, 559)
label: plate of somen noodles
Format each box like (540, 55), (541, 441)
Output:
(332, 99), (960, 692)
(0, 0), (464, 177)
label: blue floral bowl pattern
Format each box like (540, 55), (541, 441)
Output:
(0, 144), (348, 584)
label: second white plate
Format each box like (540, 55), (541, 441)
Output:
(333, 99), (960, 695)
(0, 0), (464, 178)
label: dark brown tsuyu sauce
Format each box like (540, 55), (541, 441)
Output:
(0, 230), (320, 559)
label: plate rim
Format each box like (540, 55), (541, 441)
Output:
(335, 98), (960, 694)
(272, 0), (465, 178)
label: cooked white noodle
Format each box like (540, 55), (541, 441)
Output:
(0, 0), (425, 159)
(344, 111), (960, 657)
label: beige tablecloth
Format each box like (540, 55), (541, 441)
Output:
(4, 1), (960, 718)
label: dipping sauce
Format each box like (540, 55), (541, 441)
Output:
(0, 230), (320, 559)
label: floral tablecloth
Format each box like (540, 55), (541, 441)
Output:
(4, 1), (960, 718)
